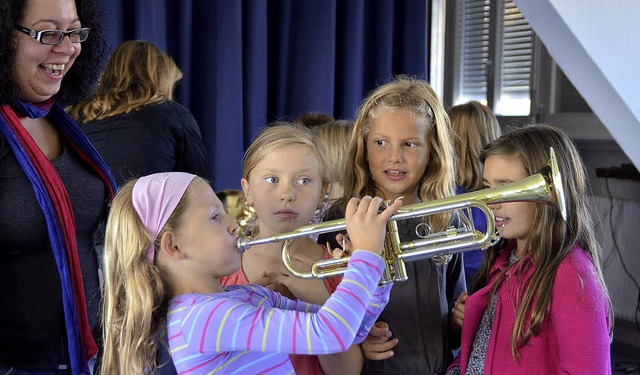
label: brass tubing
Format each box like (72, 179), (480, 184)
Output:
(237, 148), (566, 282)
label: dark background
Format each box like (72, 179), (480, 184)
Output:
(99, 0), (431, 190)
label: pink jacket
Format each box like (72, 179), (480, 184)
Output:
(449, 242), (611, 374)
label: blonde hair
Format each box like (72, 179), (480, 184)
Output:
(101, 178), (192, 374)
(341, 75), (456, 232)
(70, 40), (183, 122)
(476, 124), (613, 358)
(313, 120), (354, 199)
(243, 123), (330, 188)
(449, 101), (502, 191)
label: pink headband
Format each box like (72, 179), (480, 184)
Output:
(132, 172), (197, 263)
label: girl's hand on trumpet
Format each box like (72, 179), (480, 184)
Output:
(362, 321), (399, 360)
(328, 233), (351, 258)
(252, 272), (296, 300)
(451, 292), (469, 330)
(345, 195), (402, 256)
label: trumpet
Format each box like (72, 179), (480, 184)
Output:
(236, 148), (567, 283)
(216, 189), (257, 239)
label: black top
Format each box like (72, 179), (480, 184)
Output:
(0, 139), (106, 369)
(318, 205), (466, 375)
(80, 101), (210, 186)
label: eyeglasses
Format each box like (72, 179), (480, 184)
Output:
(14, 25), (90, 45)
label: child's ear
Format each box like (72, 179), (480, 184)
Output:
(159, 231), (186, 260)
(240, 178), (252, 205)
(319, 183), (330, 205)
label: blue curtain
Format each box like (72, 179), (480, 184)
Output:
(99, 0), (430, 190)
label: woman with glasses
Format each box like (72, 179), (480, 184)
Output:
(0, 0), (116, 374)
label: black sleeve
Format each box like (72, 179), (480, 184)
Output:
(446, 251), (465, 350)
(446, 211), (468, 303)
(316, 202), (346, 249)
(445, 211), (468, 351)
(174, 106), (210, 179)
(446, 253), (466, 307)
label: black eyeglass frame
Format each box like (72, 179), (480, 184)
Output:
(14, 25), (90, 45)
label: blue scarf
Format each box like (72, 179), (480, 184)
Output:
(0, 100), (117, 374)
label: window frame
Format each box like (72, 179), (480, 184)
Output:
(440, 0), (613, 140)
(443, 0), (534, 117)
(532, 38), (612, 140)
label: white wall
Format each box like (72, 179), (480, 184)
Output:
(514, 0), (640, 333)
(593, 195), (640, 324)
(515, 0), (640, 169)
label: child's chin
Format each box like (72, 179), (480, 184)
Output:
(234, 258), (242, 270)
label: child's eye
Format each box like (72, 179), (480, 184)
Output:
(404, 141), (418, 148)
(375, 139), (387, 146)
(210, 212), (219, 221)
(297, 177), (311, 185)
(265, 176), (279, 184)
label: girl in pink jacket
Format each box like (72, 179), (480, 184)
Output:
(447, 124), (613, 374)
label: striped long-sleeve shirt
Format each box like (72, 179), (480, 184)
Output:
(168, 250), (392, 374)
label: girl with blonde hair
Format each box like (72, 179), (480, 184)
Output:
(70, 40), (182, 121)
(319, 75), (466, 374)
(313, 119), (354, 201)
(447, 124), (613, 374)
(100, 171), (401, 374)
(449, 101), (502, 290)
(449, 101), (501, 192)
(222, 123), (366, 374)
(70, 40), (209, 186)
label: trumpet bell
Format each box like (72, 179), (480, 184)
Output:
(216, 189), (246, 220)
(548, 147), (567, 221)
(216, 189), (257, 239)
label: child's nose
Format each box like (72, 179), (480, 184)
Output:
(387, 144), (404, 163)
(280, 184), (295, 202)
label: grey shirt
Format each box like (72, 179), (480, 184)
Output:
(0, 139), (106, 368)
(319, 210), (467, 375)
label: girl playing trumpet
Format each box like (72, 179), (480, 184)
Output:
(447, 124), (613, 374)
(100, 171), (401, 374)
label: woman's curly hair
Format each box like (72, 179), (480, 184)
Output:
(0, 0), (108, 106)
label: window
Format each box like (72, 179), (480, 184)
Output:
(533, 40), (611, 140)
(448, 0), (534, 116)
